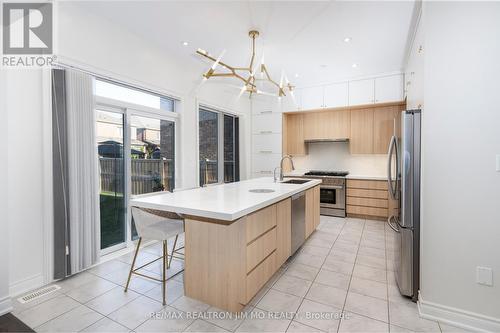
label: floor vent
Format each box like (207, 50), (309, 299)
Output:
(17, 285), (61, 304)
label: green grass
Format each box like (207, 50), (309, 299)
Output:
(100, 192), (125, 249)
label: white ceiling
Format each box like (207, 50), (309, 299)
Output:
(70, 1), (416, 88)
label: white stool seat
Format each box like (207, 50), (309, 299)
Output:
(126, 204), (185, 305)
(140, 219), (184, 240)
(131, 206), (184, 241)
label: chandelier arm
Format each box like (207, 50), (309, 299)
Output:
(196, 30), (292, 98)
(196, 51), (237, 72)
(232, 67), (252, 71)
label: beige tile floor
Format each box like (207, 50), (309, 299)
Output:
(12, 216), (467, 332)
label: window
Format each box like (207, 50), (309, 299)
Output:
(96, 110), (126, 250)
(95, 80), (177, 252)
(199, 107), (239, 186)
(95, 79), (175, 112)
(224, 114), (239, 183)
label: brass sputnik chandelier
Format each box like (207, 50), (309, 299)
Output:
(196, 30), (294, 98)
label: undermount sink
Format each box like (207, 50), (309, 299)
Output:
(281, 179), (311, 185)
(249, 189), (275, 193)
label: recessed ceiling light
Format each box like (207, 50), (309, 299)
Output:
(294, 73), (299, 78)
(320, 64), (328, 68)
(352, 63), (358, 68)
(344, 37), (352, 43)
(182, 41), (189, 46)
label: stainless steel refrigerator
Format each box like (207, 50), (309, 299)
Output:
(387, 109), (421, 302)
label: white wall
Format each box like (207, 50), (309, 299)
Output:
(56, 2), (252, 189)
(0, 66), (12, 314)
(418, 2), (500, 328)
(4, 2), (251, 298)
(5, 69), (46, 296)
(291, 144), (387, 177)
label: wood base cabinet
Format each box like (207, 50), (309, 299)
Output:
(184, 187), (320, 313)
(346, 179), (394, 220)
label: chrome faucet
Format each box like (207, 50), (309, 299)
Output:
(274, 155), (295, 182)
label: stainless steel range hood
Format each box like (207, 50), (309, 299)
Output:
(304, 138), (349, 143)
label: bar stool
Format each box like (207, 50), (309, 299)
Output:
(125, 206), (184, 305)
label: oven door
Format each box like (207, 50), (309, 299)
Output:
(320, 185), (345, 209)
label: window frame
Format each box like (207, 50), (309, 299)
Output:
(197, 104), (240, 186)
(96, 95), (179, 257)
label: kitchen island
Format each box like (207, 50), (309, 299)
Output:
(131, 177), (321, 312)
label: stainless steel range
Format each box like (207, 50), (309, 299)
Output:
(295, 170), (348, 217)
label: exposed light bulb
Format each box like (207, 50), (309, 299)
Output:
(182, 41), (189, 46)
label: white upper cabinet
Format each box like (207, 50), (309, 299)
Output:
(374, 74), (404, 103)
(286, 73), (404, 111)
(251, 113), (282, 134)
(252, 97), (281, 115)
(298, 86), (324, 110)
(348, 79), (375, 106)
(323, 82), (348, 108)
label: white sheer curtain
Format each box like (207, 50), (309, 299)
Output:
(65, 70), (100, 273)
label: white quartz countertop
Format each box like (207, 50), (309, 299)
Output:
(130, 177), (321, 221)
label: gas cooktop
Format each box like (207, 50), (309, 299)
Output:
(304, 170), (349, 177)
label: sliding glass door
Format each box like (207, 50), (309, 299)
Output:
(199, 109), (219, 186)
(223, 114), (239, 183)
(129, 114), (175, 239)
(96, 109), (126, 250)
(199, 107), (239, 186)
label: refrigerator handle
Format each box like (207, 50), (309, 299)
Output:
(387, 215), (400, 233)
(387, 135), (399, 200)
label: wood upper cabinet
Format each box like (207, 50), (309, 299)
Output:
(283, 102), (405, 156)
(350, 108), (374, 154)
(303, 110), (350, 140)
(283, 113), (307, 156)
(276, 198), (291, 267)
(373, 106), (400, 154)
(350, 104), (404, 154)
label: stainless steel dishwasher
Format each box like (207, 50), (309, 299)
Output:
(291, 191), (306, 254)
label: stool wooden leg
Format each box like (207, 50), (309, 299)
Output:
(169, 235), (179, 268)
(125, 237), (142, 292)
(162, 240), (167, 305)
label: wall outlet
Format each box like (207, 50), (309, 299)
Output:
(496, 155), (500, 172)
(476, 266), (493, 286)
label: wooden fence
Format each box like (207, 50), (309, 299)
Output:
(99, 157), (174, 194)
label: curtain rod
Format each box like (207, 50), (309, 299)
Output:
(53, 61), (179, 102)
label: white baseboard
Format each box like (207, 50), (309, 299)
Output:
(9, 273), (44, 297)
(0, 296), (13, 316)
(418, 292), (500, 332)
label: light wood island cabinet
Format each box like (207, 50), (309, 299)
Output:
(184, 185), (320, 312)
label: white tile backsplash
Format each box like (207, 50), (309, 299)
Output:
(291, 143), (387, 176)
